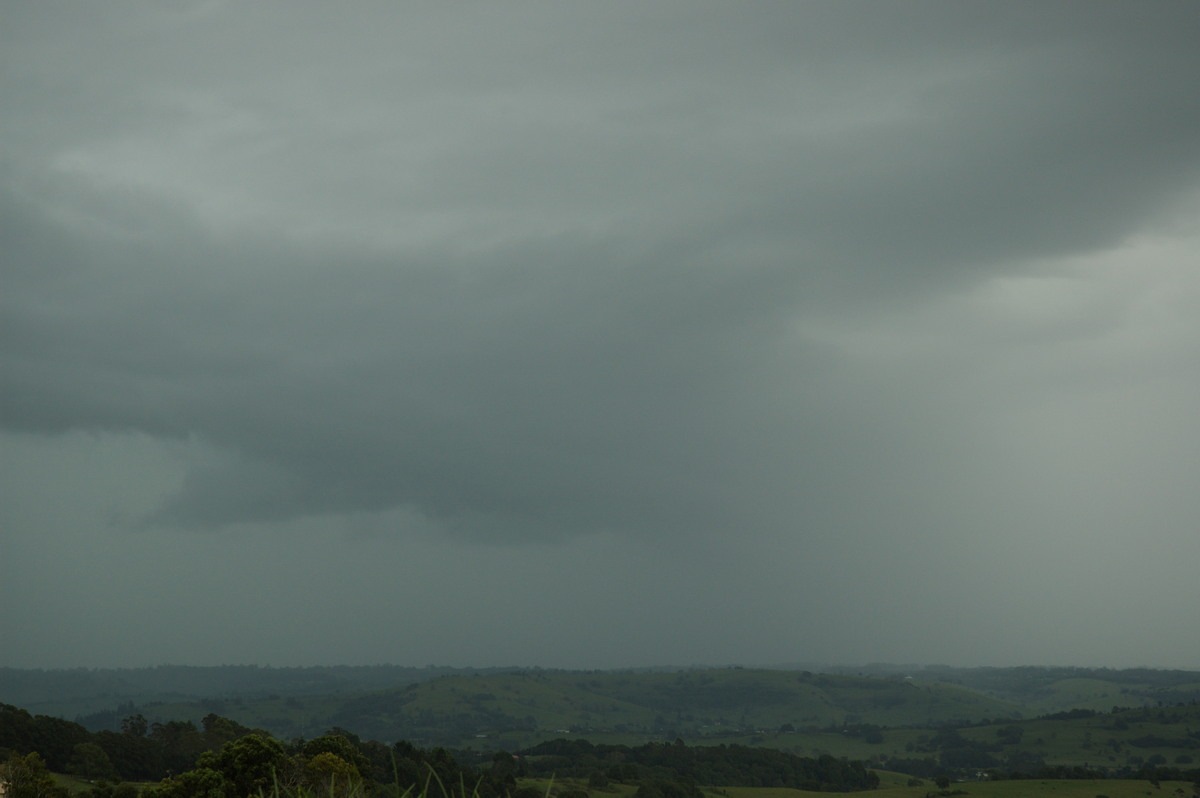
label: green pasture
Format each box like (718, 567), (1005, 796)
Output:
(51, 773), (157, 796)
(525, 777), (1200, 798)
(719, 780), (1197, 798)
(48, 772), (1200, 798)
(519, 777), (641, 798)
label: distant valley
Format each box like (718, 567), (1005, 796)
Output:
(4, 663), (1199, 758)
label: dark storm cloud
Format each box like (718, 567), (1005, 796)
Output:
(1, 178), (810, 538)
(3, 0), (1200, 548)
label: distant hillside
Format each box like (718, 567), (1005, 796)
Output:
(0, 664), (519, 726)
(913, 665), (1200, 712)
(6, 665), (1200, 787)
(4, 664), (1199, 753)
(317, 668), (1024, 746)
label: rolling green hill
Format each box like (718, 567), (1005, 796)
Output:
(5, 664), (1199, 763)
(98, 669), (1021, 746)
(0, 665), (516, 723)
(313, 669), (1025, 747)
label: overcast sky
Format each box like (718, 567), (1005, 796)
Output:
(3, 1), (1200, 672)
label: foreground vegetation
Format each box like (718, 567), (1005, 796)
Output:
(1, 704), (876, 798)
(5, 752), (1200, 798)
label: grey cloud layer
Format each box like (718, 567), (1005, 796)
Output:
(3, 193), (815, 536)
(4, 1), (1200, 546)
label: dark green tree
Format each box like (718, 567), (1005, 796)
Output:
(150, 720), (207, 776)
(0, 752), (65, 798)
(199, 716), (252, 752)
(67, 742), (119, 781)
(121, 716), (149, 738)
(301, 753), (360, 798)
(144, 767), (227, 798)
(488, 751), (517, 784)
(300, 735), (369, 779)
(94, 729), (164, 781)
(199, 734), (290, 798)
(30, 713), (92, 772)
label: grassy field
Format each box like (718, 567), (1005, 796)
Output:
(521, 775), (1199, 798)
(454, 703), (1200, 777)
(52, 773), (97, 794)
(49, 772), (1200, 798)
(51, 773), (157, 796)
(720, 780), (1197, 798)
